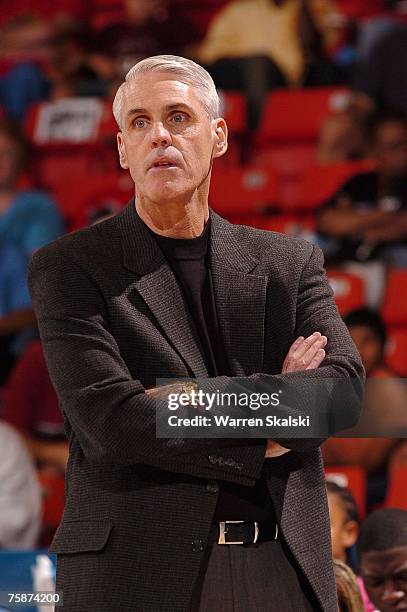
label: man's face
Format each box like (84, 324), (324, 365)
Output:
(117, 71), (227, 206)
(348, 324), (383, 375)
(360, 546), (407, 612)
(374, 121), (407, 178)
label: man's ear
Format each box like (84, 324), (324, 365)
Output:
(117, 132), (129, 169)
(212, 118), (228, 159)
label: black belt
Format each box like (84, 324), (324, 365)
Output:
(208, 520), (279, 545)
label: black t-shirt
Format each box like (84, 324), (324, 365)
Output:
(319, 170), (407, 262)
(144, 214), (275, 523)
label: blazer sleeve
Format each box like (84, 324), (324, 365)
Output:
(27, 244), (267, 484)
(197, 244), (365, 453)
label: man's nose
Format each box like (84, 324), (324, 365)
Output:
(151, 122), (171, 148)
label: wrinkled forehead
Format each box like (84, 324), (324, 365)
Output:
(361, 546), (407, 576)
(122, 72), (207, 118)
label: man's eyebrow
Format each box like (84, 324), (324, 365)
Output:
(125, 108), (148, 121)
(125, 103), (195, 121)
(164, 103), (194, 113)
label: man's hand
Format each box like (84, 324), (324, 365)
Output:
(266, 332), (327, 458)
(281, 332), (327, 373)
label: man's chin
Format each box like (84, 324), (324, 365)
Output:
(145, 183), (192, 205)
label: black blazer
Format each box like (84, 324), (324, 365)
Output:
(28, 200), (364, 612)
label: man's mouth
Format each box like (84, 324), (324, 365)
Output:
(150, 160), (177, 169)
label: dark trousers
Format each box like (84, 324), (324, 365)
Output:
(189, 538), (321, 612)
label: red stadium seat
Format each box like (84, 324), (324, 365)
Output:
(381, 269), (407, 326)
(24, 99), (118, 199)
(290, 159), (375, 211)
(25, 98), (111, 146)
(54, 172), (133, 230)
(0, 0), (89, 27)
(256, 87), (350, 145)
(89, 0), (125, 30)
(327, 270), (365, 316)
(251, 144), (316, 179)
(334, 0), (385, 19)
(384, 467), (407, 510)
(260, 214), (316, 237)
(386, 327), (407, 376)
(210, 166), (278, 216)
(325, 465), (366, 519)
(218, 91), (247, 134)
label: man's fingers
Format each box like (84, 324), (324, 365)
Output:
(300, 335), (327, 367)
(292, 332), (322, 360)
(282, 332), (328, 373)
(306, 348), (326, 370)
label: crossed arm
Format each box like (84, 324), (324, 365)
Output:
(27, 242), (364, 483)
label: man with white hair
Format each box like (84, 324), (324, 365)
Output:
(28, 55), (364, 611)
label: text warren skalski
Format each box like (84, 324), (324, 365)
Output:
(168, 415), (311, 428)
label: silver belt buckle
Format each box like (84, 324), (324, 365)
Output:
(218, 520), (259, 544)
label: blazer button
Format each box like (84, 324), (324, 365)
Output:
(192, 539), (205, 552)
(206, 481), (219, 494)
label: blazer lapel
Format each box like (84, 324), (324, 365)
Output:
(118, 200), (208, 377)
(209, 211), (267, 376)
(118, 201), (268, 378)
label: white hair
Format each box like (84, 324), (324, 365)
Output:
(112, 55), (220, 129)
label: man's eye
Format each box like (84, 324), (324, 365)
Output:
(134, 119), (147, 128)
(171, 113), (187, 123)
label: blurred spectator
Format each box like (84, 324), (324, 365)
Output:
(327, 481), (359, 568)
(322, 308), (405, 509)
(197, 0), (343, 127)
(0, 16), (52, 121)
(345, 308), (390, 377)
(1, 341), (67, 474)
(344, 307), (406, 438)
(316, 110), (368, 164)
(352, 17), (407, 115)
(317, 112), (407, 267)
(0, 120), (63, 264)
(0, 0), (89, 30)
(0, 243), (34, 385)
(91, 0), (198, 82)
(0, 420), (41, 549)
(0, 120), (63, 380)
(333, 560), (365, 612)
(358, 508), (407, 612)
(47, 24), (108, 99)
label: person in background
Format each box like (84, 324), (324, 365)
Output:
(91, 0), (197, 82)
(197, 0), (342, 128)
(327, 481), (359, 568)
(358, 508), (407, 612)
(0, 15), (51, 121)
(0, 120), (63, 380)
(323, 308), (404, 508)
(333, 559), (365, 612)
(0, 120), (63, 266)
(317, 113), (407, 268)
(0, 341), (67, 474)
(316, 110), (368, 164)
(344, 308), (391, 378)
(0, 420), (42, 549)
(352, 17), (407, 116)
(0, 243), (34, 385)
